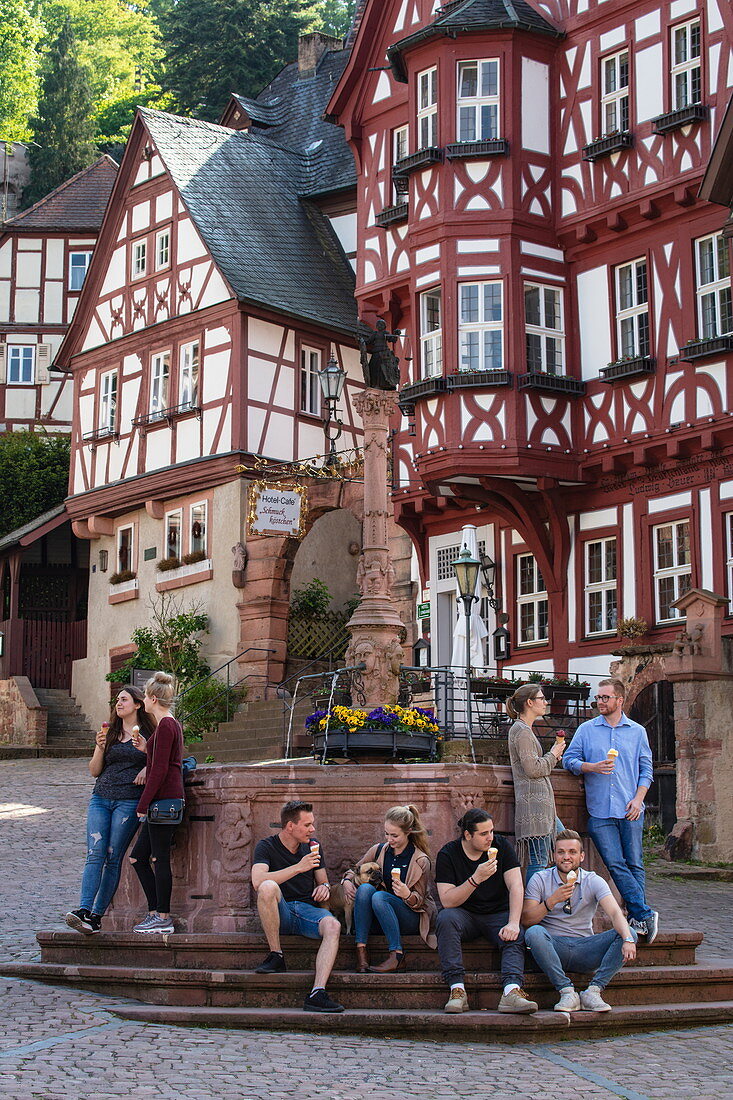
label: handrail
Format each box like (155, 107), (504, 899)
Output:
(276, 640), (352, 695)
(176, 647), (276, 700)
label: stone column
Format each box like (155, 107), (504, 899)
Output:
(345, 389), (405, 707)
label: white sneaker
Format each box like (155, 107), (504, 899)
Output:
(580, 985), (612, 1012)
(554, 987), (580, 1012)
(148, 916), (175, 934)
(133, 913), (159, 933)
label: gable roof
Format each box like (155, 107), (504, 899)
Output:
(134, 109), (357, 336)
(3, 156), (118, 232)
(0, 504), (67, 556)
(230, 48), (356, 196)
(387, 0), (563, 81)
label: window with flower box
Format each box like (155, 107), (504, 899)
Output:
(459, 281), (503, 372)
(179, 341), (199, 406)
(417, 68), (438, 148)
(671, 20), (701, 109)
(150, 351), (170, 416)
(420, 288), (442, 377)
(165, 510), (182, 562)
(100, 370), (117, 432)
(615, 258), (650, 358)
(695, 233), (732, 339)
(456, 60), (500, 142)
(190, 502), (207, 557)
(601, 50), (629, 134)
(525, 284), (564, 374)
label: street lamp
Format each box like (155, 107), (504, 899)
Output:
(318, 354), (346, 466)
(479, 551), (501, 612)
(453, 545), (480, 746)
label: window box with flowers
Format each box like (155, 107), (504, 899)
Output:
(679, 334), (733, 362)
(582, 131), (633, 161)
(108, 570), (139, 604)
(306, 704), (440, 761)
(155, 553), (213, 592)
(600, 355), (656, 382)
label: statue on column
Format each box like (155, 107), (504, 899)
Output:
(358, 320), (401, 390)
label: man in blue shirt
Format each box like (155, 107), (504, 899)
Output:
(563, 677), (658, 942)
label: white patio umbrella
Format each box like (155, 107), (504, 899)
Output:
(450, 524), (488, 735)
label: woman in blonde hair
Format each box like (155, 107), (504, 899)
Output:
(342, 804), (437, 973)
(507, 684), (564, 884)
(129, 672), (184, 934)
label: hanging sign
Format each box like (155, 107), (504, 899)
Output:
(247, 481), (308, 539)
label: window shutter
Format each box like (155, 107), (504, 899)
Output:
(36, 343), (52, 384)
(0, 344), (5, 385)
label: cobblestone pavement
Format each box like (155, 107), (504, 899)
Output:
(1, 758), (733, 1100)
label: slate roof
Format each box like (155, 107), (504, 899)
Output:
(139, 108), (357, 336)
(388, 0), (563, 80)
(3, 157), (118, 232)
(243, 48), (356, 196)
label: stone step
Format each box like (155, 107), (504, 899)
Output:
(5, 960), (733, 1014)
(35, 930), (703, 972)
(0, 745), (90, 760)
(105, 1000), (733, 1040)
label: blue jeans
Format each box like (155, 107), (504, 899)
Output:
(353, 883), (420, 952)
(80, 794), (141, 915)
(277, 898), (332, 940)
(525, 817), (565, 885)
(587, 815), (653, 922)
(525, 925), (637, 991)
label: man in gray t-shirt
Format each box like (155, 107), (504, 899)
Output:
(522, 829), (637, 1013)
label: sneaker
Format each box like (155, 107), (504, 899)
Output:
(444, 987), (469, 1013)
(146, 915), (175, 934)
(645, 910), (659, 945)
(554, 987), (581, 1013)
(133, 913), (160, 933)
(303, 989), (345, 1013)
(580, 985), (612, 1012)
(628, 917), (646, 933)
(498, 988), (539, 1014)
(65, 909), (98, 935)
(255, 951), (287, 974)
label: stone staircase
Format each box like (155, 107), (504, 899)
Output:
(193, 697), (313, 763)
(6, 930), (733, 1040)
(34, 688), (95, 757)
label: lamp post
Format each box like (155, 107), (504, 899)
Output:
(453, 545), (480, 746)
(318, 354), (346, 466)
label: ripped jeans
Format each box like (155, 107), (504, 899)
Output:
(79, 793), (141, 915)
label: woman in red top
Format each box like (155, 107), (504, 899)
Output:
(129, 671), (184, 934)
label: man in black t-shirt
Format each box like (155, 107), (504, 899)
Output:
(251, 799), (344, 1013)
(435, 808), (538, 1014)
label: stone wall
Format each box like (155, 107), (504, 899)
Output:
(0, 677), (46, 746)
(674, 676), (733, 862)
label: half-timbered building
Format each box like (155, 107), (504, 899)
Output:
(56, 35), (415, 723)
(0, 157), (117, 433)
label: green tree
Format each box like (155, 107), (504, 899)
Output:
(39, 0), (166, 152)
(160, 0), (320, 120)
(0, 0), (42, 142)
(315, 0), (356, 38)
(0, 431), (70, 539)
(24, 16), (97, 206)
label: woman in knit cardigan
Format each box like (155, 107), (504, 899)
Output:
(507, 684), (565, 884)
(342, 804), (437, 974)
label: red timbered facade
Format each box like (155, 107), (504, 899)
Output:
(328, 0), (733, 689)
(0, 157), (117, 433)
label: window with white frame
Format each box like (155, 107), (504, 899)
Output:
(653, 520), (692, 622)
(132, 239), (146, 278)
(117, 525), (134, 574)
(695, 233), (732, 339)
(69, 251), (92, 291)
(420, 288), (442, 377)
(100, 370), (117, 432)
(165, 510), (182, 561)
(190, 502), (207, 557)
(300, 345), (321, 416)
(393, 125), (409, 163)
(671, 19), (701, 109)
(417, 67), (438, 149)
(726, 513), (733, 612)
(525, 284), (564, 374)
(7, 345), (35, 384)
(601, 50), (629, 134)
(517, 554), (548, 644)
(179, 341), (199, 406)
(585, 537), (618, 635)
(615, 258), (649, 358)
(459, 282), (503, 372)
(150, 351), (170, 415)
(456, 59), (500, 142)
(155, 229), (170, 270)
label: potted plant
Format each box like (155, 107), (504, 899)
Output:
(157, 555), (182, 572)
(109, 569), (136, 585)
(618, 616), (648, 642)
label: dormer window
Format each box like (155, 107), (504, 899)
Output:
(417, 68), (438, 149)
(457, 60), (499, 142)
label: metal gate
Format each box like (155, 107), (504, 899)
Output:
(628, 680), (676, 834)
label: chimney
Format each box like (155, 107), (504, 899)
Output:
(298, 32), (342, 76)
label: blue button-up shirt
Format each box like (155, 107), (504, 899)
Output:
(563, 713), (654, 819)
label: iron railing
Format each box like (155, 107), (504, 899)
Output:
(175, 646), (275, 735)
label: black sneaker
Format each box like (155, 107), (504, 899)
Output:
(255, 951), (286, 974)
(65, 909), (98, 935)
(304, 989), (345, 1013)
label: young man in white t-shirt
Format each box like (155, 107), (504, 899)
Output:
(522, 829), (637, 1013)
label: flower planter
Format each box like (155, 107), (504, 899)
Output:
(582, 131), (633, 161)
(375, 203), (409, 227)
(543, 684), (590, 702)
(447, 370), (512, 391)
(445, 139), (509, 160)
(517, 371), (586, 396)
(652, 103), (708, 135)
(470, 680), (516, 699)
(393, 147), (443, 176)
(679, 335), (733, 362)
(600, 356), (655, 382)
(312, 727), (436, 760)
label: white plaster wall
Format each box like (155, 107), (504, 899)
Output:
(577, 267), (612, 379)
(522, 58), (550, 153)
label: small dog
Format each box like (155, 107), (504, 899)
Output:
(329, 861), (384, 934)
